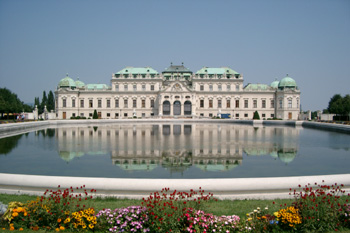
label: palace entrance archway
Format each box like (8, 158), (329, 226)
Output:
(184, 101), (192, 115)
(173, 101), (181, 115)
(163, 101), (170, 115)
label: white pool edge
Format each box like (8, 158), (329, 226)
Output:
(1, 173), (349, 200)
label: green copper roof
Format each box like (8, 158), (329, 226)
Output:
(58, 74), (76, 88)
(278, 75), (297, 89)
(86, 84), (109, 90)
(196, 67), (239, 75)
(162, 63), (193, 74)
(116, 67), (159, 75)
(75, 79), (85, 88)
(244, 83), (271, 91)
(270, 80), (280, 89)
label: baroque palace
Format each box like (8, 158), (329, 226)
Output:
(55, 63), (301, 120)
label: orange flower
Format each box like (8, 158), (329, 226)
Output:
(59, 226), (65, 231)
(57, 218), (62, 223)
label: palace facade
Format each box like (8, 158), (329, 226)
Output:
(55, 63), (301, 120)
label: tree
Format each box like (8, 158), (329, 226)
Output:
(47, 91), (55, 112)
(0, 88), (33, 117)
(34, 97), (40, 108)
(39, 91), (48, 114)
(253, 111), (260, 120)
(327, 94), (350, 116)
(93, 109), (98, 119)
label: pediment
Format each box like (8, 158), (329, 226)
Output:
(162, 82), (192, 93)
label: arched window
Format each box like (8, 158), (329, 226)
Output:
(163, 101), (170, 115)
(184, 101), (192, 115)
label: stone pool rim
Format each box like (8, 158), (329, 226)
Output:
(0, 119), (349, 200)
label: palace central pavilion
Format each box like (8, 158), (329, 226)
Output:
(55, 63), (301, 120)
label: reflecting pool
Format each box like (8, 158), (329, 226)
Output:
(0, 123), (349, 178)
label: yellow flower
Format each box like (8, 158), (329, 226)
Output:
(12, 212), (19, 217)
(64, 218), (70, 223)
(89, 224), (94, 229)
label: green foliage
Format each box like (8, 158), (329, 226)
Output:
(0, 88), (33, 115)
(47, 91), (55, 112)
(253, 110), (260, 120)
(328, 94), (350, 115)
(93, 110), (98, 119)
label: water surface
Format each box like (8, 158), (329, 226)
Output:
(0, 123), (349, 179)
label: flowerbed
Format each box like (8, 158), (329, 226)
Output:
(0, 181), (349, 232)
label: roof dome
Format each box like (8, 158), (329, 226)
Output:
(75, 78), (85, 88)
(278, 75), (297, 89)
(270, 80), (280, 89)
(58, 74), (76, 88)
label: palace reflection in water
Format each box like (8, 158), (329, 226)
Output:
(55, 124), (299, 173)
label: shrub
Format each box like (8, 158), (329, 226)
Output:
(141, 187), (217, 232)
(96, 206), (149, 232)
(253, 111), (260, 120)
(3, 185), (97, 231)
(291, 181), (349, 232)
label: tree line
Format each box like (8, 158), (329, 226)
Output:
(0, 88), (33, 115)
(0, 88), (55, 117)
(325, 94), (350, 116)
(34, 90), (55, 114)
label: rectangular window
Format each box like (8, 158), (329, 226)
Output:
(72, 99), (75, 108)
(235, 113), (239, 118)
(218, 99), (222, 108)
(288, 99), (292, 108)
(62, 99), (66, 108)
(124, 99), (128, 108)
(227, 84), (231, 91)
(244, 99), (248, 108)
(115, 84), (119, 91)
(236, 85), (239, 91)
(235, 100), (239, 108)
(200, 85), (204, 91)
(89, 99), (93, 108)
(209, 85), (213, 91)
(98, 99), (102, 108)
(244, 113), (248, 117)
(271, 114), (275, 118)
(142, 99), (145, 108)
(226, 100), (230, 108)
(271, 99), (274, 108)
(150, 99), (154, 108)
(200, 99), (204, 108)
(262, 113), (266, 118)
(124, 85), (128, 91)
(262, 99), (266, 108)
(218, 85), (222, 91)
(133, 99), (137, 108)
(279, 99), (283, 108)
(209, 100), (213, 108)
(107, 99), (110, 108)
(133, 85), (137, 91)
(107, 113), (110, 117)
(80, 99), (84, 108)
(253, 99), (257, 108)
(151, 85), (154, 91)
(142, 85), (146, 91)
(115, 99), (119, 108)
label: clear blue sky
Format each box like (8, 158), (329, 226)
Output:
(0, 0), (349, 111)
